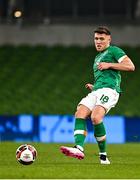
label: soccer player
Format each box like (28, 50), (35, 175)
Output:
(60, 26), (135, 164)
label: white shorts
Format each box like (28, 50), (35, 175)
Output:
(78, 88), (120, 113)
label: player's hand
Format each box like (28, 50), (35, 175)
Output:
(97, 62), (111, 70)
(85, 83), (93, 91)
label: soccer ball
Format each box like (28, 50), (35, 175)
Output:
(16, 144), (37, 165)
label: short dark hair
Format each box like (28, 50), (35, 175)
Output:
(94, 26), (111, 35)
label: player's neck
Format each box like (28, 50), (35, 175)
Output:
(100, 44), (110, 53)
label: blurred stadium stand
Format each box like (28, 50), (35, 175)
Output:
(0, 0), (139, 24)
(0, 45), (139, 116)
(0, 0), (140, 46)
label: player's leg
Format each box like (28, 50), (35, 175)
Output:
(74, 104), (91, 150)
(91, 105), (110, 164)
(60, 104), (91, 160)
(91, 88), (119, 164)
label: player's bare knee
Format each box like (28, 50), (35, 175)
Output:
(91, 114), (102, 125)
(75, 110), (79, 118)
(75, 105), (90, 119)
(76, 105), (80, 112)
(75, 110), (85, 118)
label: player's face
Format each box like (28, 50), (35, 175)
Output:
(94, 33), (111, 52)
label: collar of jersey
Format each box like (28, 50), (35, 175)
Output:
(99, 45), (110, 54)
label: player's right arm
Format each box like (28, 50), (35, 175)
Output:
(85, 83), (93, 91)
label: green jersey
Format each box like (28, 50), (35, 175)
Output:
(93, 45), (126, 93)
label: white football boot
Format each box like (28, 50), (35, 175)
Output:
(99, 152), (110, 165)
(60, 145), (84, 160)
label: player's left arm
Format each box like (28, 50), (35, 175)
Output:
(98, 55), (135, 71)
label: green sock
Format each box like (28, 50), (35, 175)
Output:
(94, 122), (106, 153)
(74, 118), (87, 148)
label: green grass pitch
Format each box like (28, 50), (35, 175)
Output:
(0, 142), (140, 179)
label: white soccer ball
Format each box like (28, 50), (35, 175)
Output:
(16, 144), (37, 165)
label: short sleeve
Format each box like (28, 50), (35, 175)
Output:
(112, 46), (126, 62)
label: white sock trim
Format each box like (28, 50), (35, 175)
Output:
(99, 152), (107, 156)
(74, 130), (87, 136)
(96, 135), (106, 141)
(76, 145), (84, 152)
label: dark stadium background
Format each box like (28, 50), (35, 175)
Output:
(0, 0), (140, 143)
